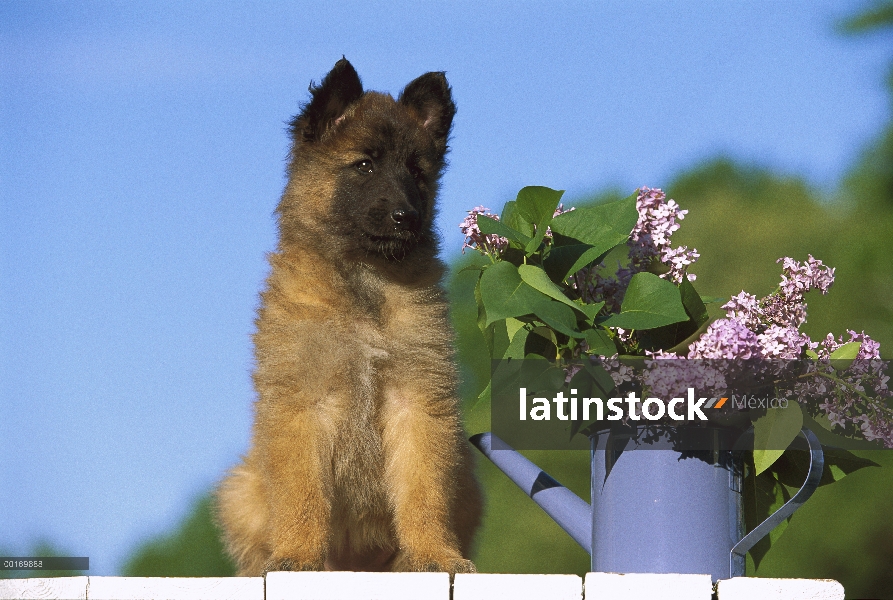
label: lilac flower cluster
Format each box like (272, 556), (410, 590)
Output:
(689, 255), (835, 360)
(687, 319), (763, 360)
(677, 255), (893, 447)
(794, 330), (893, 447)
(778, 256), (835, 298)
(627, 187), (700, 285)
(459, 206), (508, 255)
(641, 352), (728, 400)
(721, 255), (833, 331)
(757, 325), (810, 360)
(572, 188), (699, 310)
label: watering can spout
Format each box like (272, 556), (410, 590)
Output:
(469, 432), (592, 554)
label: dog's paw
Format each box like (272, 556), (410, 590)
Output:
(262, 557), (324, 574)
(394, 552), (476, 574)
(440, 558), (476, 574)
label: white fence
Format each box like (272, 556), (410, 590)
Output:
(0, 572), (845, 600)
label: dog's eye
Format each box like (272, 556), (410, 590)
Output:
(356, 159), (374, 174)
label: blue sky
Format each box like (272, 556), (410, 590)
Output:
(1, 1), (891, 575)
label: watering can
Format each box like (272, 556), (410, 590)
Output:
(470, 426), (823, 581)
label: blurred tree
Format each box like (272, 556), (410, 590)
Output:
(121, 494), (235, 577)
(839, 0), (893, 33)
(839, 0), (893, 206)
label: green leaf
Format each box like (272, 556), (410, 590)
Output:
(474, 272), (487, 333)
(525, 326), (559, 359)
(490, 320), (511, 361)
(599, 272), (689, 330)
(471, 380), (491, 412)
(549, 191), (639, 247)
(573, 300), (605, 324)
(477, 214), (531, 247)
(767, 479), (793, 547)
(478, 261), (583, 338)
(583, 328), (616, 356)
(774, 443), (879, 488)
(665, 318), (711, 355)
(532, 299), (585, 339)
(501, 201), (535, 237)
(805, 348), (819, 359)
(503, 324), (531, 359)
(457, 264), (484, 274)
(822, 447), (879, 482)
(700, 296), (726, 304)
(543, 245), (612, 284)
(478, 261), (542, 325)
(828, 464), (847, 481)
(515, 186), (564, 229)
(514, 186), (564, 255)
(636, 278), (709, 352)
(544, 192), (639, 281)
(518, 264), (586, 314)
(678, 277), (709, 326)
(505, 317), (525, 341)
(830, 340), (862, 360)
(583, 361), (617, 398)
(808, 411), (834, 432)
(575, 361), (620, 438)
(745, 469), (787, 570)
(753, 403), (804, 475)
(830, 340), (862, 371)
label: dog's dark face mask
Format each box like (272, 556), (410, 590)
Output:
(285, 58), (456, 266)
(335, 143), (429, 260)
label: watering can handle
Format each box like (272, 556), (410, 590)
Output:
(729, 427), (824, 578)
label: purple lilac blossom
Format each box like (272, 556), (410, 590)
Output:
(643, 351), (728, 399)
(687, 318), (762, 360)
(459, 206), (508, 255)
(722, 291), (763, 330)
(778, 255), (835, 297)
(757, 325), (809, 359)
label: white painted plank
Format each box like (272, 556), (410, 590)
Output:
(453, 573), (582, 600)
(716, 577), (845, 600)
(264, 571), (450, 600)
(0, 577), (88, 600)
(584, 572), (714, 600)
(86, 576), (263, 600)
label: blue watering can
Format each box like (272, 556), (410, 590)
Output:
(471, 426), (823, 581)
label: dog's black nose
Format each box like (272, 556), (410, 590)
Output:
(391, 208), (419, 227)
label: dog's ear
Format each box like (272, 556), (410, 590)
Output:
(293, 58), (364, 142)
(399, 72), (456, 155)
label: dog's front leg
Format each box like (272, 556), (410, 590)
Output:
(258, 406), (334, 572)
(381, 385), (476, 574)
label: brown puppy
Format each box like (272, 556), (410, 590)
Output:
(216, 59), (482, 576)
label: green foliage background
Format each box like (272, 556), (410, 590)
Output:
(5, 4), (891, 598)
(120, 496), (236, 577)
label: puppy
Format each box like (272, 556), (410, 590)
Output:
(216, 58), (482, 576)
